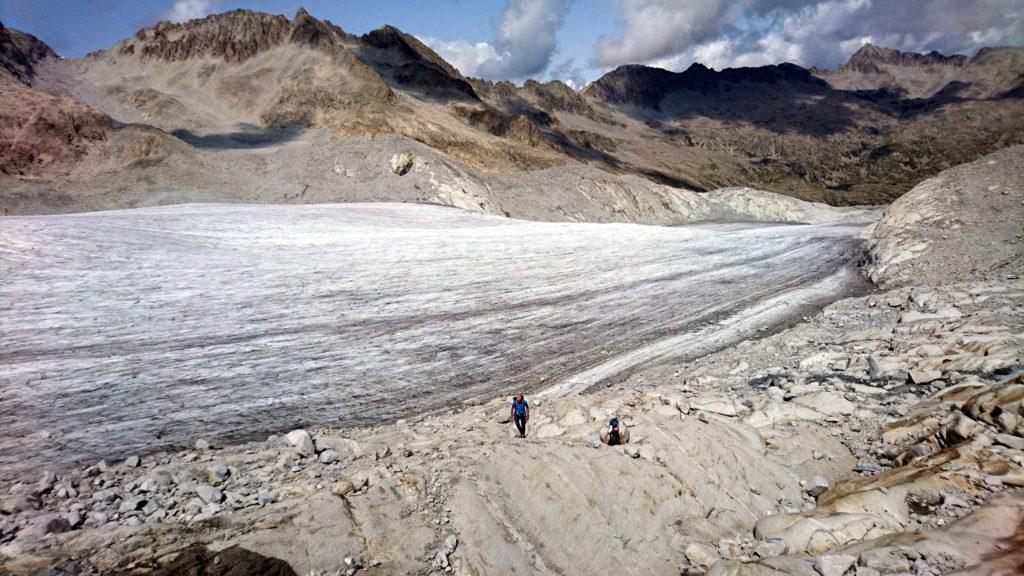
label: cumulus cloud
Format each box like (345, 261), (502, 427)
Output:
(548, 57), (588, 89)
(166, 0), (213, 23)
(594, 0), (1024, 72)
(423, 0), (570, 81)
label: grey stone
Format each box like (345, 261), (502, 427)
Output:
(139, 469), (174, 492)
(624, 446), (641, 459)
(391, 152), (414, 176)
(994, 433), (1024, 450)
(859, 547), (911, 573)
(443, 535), (458, 554)
(207, 463), (230, 483)
(36, 471), (56, 494)
(26, 513), (71, 536)
(0, 495), (36, 514)
(124, 455), (141, 468)
(319, 450), (340, 464)
(685, 542), (720, 568)
(142, 499), (162, 515)
(815, 554), (857, 576)
(118, 495), (147, 513)
(258, 489), (279, 505)
(285, 429), (316, 456)
(64, 510), (84, 529)
(804, 475), (830, 498)
(275, 452), (297, 473)
(195, 485), (224, 504)
(754, 538), (787, 559)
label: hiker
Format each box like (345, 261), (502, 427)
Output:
(605, 418), (622, 446)
(599, 417), (629, 445)
(510, 394), (529, 437)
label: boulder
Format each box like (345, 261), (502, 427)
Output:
(195, 485), (224, 504)
(119, 495), (147, 513)
(24, 513), (71, 537)
(994, 434), (1024, 450)
(753, 538), (787, 559)
(815, 554), (857, 576)
(804, 475), (831, 498)
(0, 495), (36, 514)
(285, 429), (316, 456)
(685, 542), (720, 568)
(139, 469), (174, 492)
(908, 370), (942, 385)
(318, 449), (340, 464)
(859, 547), (911, 574)
(792, 391), (855, 416)
(390, 152), (414, 175)
(207, 463), (230, 483)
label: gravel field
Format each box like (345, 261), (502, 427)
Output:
(0, 203), (867, 479)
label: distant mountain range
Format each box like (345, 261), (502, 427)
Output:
(1, 8), (1022, 216)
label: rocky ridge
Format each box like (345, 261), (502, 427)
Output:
(865, 145), (1024, 287)
(2, 9), (1023, 216)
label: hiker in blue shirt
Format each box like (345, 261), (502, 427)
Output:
(510, 394), (529, 438)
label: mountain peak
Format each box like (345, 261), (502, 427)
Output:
(842, 42), (967, 73)
(114, 8), (360, 62)
(0, 22), (57, 83)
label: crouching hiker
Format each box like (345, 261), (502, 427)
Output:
(510, 394), (529, 438)
(600, 417), (629, 445)
(606, 418), (622, 445)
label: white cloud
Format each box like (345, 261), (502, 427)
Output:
(422, 0), (570, 81)
(166, 0), (213, 23)
(593, 0), (1024, 72)
(547, 57), (587, 89)
(594, 0), (732, 68)
(423, 38), (502, 77)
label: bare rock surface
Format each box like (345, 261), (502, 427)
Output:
(865, 145), (1024, 288)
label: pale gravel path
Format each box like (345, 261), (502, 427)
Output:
(0, 203), (865, 479)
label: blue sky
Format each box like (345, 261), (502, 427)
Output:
(3, 0), (1022, 86)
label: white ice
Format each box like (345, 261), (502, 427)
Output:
(0, 203), (867, 478)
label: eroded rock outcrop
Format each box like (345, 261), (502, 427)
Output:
(864, 145), (1024, 287)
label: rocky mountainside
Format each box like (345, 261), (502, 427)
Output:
(864, 145), (1024, 288)
(816, 43), (970, 98)
(0, 24), (119, 180)
(582, 45), (1024, 203)
(0, 22), (55, 83)
(0, 8), (1022, 217)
